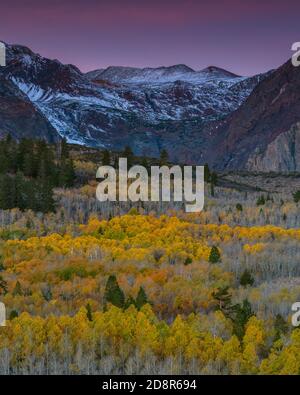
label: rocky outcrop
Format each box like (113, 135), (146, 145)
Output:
(246, 123), (300, 172)
(209, 60), (300, 171)
(0, 73), (58, 142)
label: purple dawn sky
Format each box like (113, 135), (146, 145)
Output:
(0, 0), (299, 75)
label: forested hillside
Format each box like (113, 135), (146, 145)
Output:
(0, 147), (300, 374)
(0, 136), (75, 212)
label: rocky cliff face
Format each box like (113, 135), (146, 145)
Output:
(209, 60), (300, 171)
(246, 123), (300, 172)
(0, 73), (58, 142)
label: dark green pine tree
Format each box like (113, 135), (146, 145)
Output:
(204, 163), (210, 182)
(123, 146), (134, 168)
(184, 257), (193, 265)
(86, 303), (93, 322)
(274, 314), (288, 341)
(101, 149), (111, 166)
(209, 245), (221, 263)
(16, 139), (26, 171)
(141, 157), (149, 171)
(59, 159), (76, 188)
(0, 256), (5, 272)
(0, 139), (9, 174)
(135, 286), (149, 310)
(232, 299), (254, 340)
(42, 179), (56, 213)
(124, 296), (136, 310)
(113, 155), (119, 169)
(256, 195), (266, 206)
(12, 280), (23, 296)
(293, 190), (300, 203)
(210, 172), (218, 197)
(61, 138), (70, 160)
(0, 275), (8, 295)
(3, 134), (15, 172)
(35, 177), (55, 213)
(104, 275), (125, 309)
(36, 140), (57, 182)
(23, 179), (38, 212)
(9, 310), (19, 320)
(23, 152), (36, 177)
(14, 172), (26, 211)
(0, 174), (14, 209)
(240, 269), (255, 287)
(35, 158), (56, 213)
(159, 149), (169, 166)
(236, 203), (243, 212)
(16, 138), (33, 173)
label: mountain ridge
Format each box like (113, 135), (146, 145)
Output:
(1, 42), (299, 172)
(86, 63), (241, 85)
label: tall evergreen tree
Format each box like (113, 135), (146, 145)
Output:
(59, 159), (76, 188)
(232, 299), (254, 340)
(135, 286), (149, 310)
(0, 174), (13, 209)
(159, 149), (169, 166)
(104, 275), (125, 309)
(240, 269), (255, 287)
(256, 195), (266, 206)
(293, 190), (300, 203)
(210, 172), (217, 197)
(14, 172), (26, 211)
(0, 275), (8, 295)
(209, 245), (221, 263)
(12, 280), (23, 296)
(141, 157), (149, 171)
(124, 296), (136, 310)
(274, 314), (288, 341)
(38, 178), (55, 213)
(3, 134), (14, 172)
(204, 163), (210, 182)
(101, 149), (111, 166)
(123, 146), (134, 168)
(86, 303), (93, 322)
(9, 310), (19, 320)
(23, 152), (36, 177)
(61, 138), (69, 160)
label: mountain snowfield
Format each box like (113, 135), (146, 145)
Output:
(1, 43), (300, 171)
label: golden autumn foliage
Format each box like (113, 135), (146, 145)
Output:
(0, 214), (300, 374)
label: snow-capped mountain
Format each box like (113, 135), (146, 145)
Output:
(85, 63), (265, 122)
(0, 43), (266, 152)
(86, 64), (239, 84)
